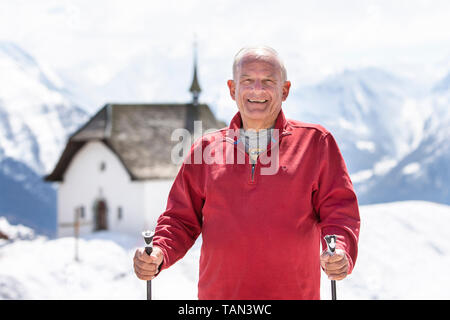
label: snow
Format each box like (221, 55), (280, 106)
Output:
(331, 201), (450, 300)
(0, 217), (36, 244)
(1, 200), (450, 300)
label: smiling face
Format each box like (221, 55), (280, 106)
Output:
(227, 51), (291, 130)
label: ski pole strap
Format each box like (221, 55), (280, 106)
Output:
(143, 230), (155, 247)
(143, 231), (155, 256)
(324, 234), (336, 254)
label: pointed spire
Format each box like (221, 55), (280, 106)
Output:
(189, 37), (201, 105)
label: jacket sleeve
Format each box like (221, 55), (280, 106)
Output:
(312, 132), (361, 274)
(152, 141), (205, 272)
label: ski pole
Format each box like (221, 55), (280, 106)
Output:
(142, 230), (155, 300)
(324, 234), (337, 300)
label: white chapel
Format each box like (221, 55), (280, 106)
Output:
(45, 55), (225, 237)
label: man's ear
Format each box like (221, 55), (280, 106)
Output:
(227, 80), (236, 101)
(282, 81), (291, 101)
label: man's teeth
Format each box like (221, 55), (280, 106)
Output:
(248, 99), (268, 103)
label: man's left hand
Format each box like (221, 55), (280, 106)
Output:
(320, 249), (349, 281)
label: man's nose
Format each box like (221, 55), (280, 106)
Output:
(251, 80), (265, 91)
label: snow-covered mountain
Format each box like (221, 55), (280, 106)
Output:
(0, 156), (57, 234)
(283, 67), (448, 204)
(0, 41), (88, 174)
(358, 75), (450, 204)
(285, 67), (430, 174)
(0, 42), (89, 235)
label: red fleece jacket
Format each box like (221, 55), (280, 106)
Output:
(152, 109), (360, 300)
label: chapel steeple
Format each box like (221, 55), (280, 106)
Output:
(189, 39), (201, 106)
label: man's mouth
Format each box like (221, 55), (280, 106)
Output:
(247, 99), (268, 103)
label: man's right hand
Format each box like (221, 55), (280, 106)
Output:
(133, 246), (164, 280)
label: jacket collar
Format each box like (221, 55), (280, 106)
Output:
(227, 109), (290, 134)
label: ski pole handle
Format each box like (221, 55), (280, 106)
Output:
(324, 235), (337, 300)
(142, 230), (155, 300)
(324, 234), (336, 255)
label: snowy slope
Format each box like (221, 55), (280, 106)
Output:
(1, 201), (449, 300)
(330, 201), (450, 300)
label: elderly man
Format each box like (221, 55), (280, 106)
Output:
(133, 46), (360, 300)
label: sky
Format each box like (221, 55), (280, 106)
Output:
(1, 0), (450, 113)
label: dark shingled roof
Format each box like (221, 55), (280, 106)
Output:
(45, 103), (226, 182)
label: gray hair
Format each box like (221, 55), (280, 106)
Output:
(232, 46), (287, 82)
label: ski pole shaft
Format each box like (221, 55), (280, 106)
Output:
(331, 278), (336, 300)
(324, 235), (337, 300)
(145, 246), (153, 300)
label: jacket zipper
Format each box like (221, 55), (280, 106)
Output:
(225, 130), (290, 184)
(251, 163), (256, 182)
